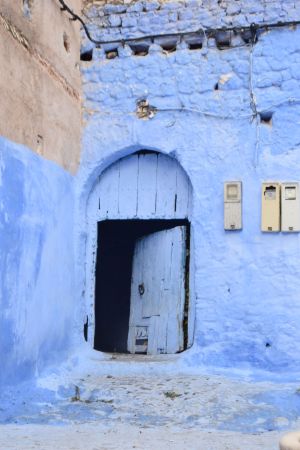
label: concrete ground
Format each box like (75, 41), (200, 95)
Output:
(0, 423), (283, 450)
(1, 352), (299, 449)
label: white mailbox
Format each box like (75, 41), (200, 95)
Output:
(224, 181), (242, 230)
(281, 182), (300, 232)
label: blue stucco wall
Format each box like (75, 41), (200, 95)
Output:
(78, 0), (300, 375)
(82, 0), (300, 46)
(0, 137), (75, 385)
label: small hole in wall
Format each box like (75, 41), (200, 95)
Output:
(259, 111), (273, 125)
(129, 44), (150, 56)
(185, 34), (203, 51)
(161, 43), (177, 53)
(133, 49), (149, 56)
(23, 0), (33, 18)
(36, 134), (43, 155)
(216, 40), (230, 50)
(188, 42), (202, 50)
(241, 30), (252, 44)
(106, 49), (118, 59)
(265, 342), (271, 348)
(63, 32), (70, 53)
(216, 32), (231, 49)
(84, 316), (88, 342)
(80, 49), (93, 61)
(214, 82), (219, 90)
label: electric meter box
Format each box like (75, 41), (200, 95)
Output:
(281, 182), (300, 232)
(224, 181), (242, 230)
(261, 182), (280, 232)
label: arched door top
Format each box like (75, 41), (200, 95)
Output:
(88, 151), (192, 221)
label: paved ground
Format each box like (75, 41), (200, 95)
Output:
(1, 352), (300, 449)
(0, 423), (283, 450)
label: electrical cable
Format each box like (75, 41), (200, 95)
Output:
(61, 0), (300, 170)
(86, 98), (300, 121)
(58, 0), (300, 47)
(155, 107), (253, 120)
(58, 0), (97, 43)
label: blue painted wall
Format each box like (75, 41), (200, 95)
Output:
(0, 137), (75, 385)
(2, 1), (300, 384)
(78, 1), (300, 374)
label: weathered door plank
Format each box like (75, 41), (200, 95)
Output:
(97, 160), (120, 218)
(94, 153), (190, 220)
(118, 154), (139, 218)
(128, 226), (186, 354)
(156, 154), (178, 217)
(137, 153), (158, 217)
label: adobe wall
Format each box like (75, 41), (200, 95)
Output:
(0, 0), (82, 173)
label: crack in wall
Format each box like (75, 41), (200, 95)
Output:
(0, 12), (80, 102)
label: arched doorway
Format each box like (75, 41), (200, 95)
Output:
(85, 151), (193, 354)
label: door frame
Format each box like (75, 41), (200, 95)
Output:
(84, 151), (196, 351)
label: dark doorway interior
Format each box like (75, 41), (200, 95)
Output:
(94, 219), (190, 353)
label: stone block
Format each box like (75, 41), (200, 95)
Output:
(121, 15), (138, 27)
(226, 14), (248, 27)
(185, 0), (202, 7)
(226, 3), (241, 15)
(103, 4), (127, 14)
(127, 2), (144, 13)
(109, 14), (122, 27)
(160, 1), (183, 10)
(177, 20), (194, 31)
(207, 38), (216, 48)
(168, 11), (179, 22)
(143, 1), (160, 11)
(118, 44), (133, 58)
(178, 8), (195, 21)
(148, 43), (164, 54)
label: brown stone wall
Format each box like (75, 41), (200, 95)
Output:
(0, 0), (82, 173)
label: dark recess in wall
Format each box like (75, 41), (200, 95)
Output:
(94, 219), (189, 353)
(80, 49), (93, 61)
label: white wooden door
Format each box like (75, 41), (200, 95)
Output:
(128, 226), (187, 355)
(89, 153), (192, 221)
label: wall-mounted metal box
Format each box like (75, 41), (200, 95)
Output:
(281, 182), (300, 232)
(224, 181), (242, 230)
(261, 182), (280, 232)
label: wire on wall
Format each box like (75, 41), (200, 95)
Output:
(58, 0), (300, 47)
(61, 0), (300, 168)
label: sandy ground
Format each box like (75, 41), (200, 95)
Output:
(0, 352), (299, 450)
